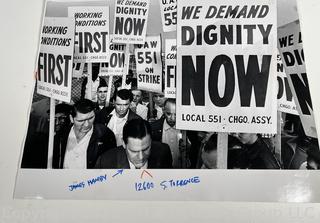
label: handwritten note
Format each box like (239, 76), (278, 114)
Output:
(68, 171), (201, 193)
(134, 176), (201, 192)
(68, 174), (107, 191)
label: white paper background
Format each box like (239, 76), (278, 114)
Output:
(1, 0), (320, 222)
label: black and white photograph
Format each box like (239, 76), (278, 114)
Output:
(12, 0), (320, 201)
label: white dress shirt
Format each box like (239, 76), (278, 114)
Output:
(135, 103), (148, 120)
(63, 126), (93, 169)
(162, 120), (181, 168)
(107, 109), (129, 146)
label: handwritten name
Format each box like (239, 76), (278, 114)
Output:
(68, 174), (107, 191)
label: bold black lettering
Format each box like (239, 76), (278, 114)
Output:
(220, 25), (233, 44)
(277, 62), (283, 72)
(115, 17), (124, 34)
(236, 25), (242, 44)
(243, 25), (255, 44)
(258, 24), (272, 44)
(282, 52), (295, 66)
(284, 77), (293, 101)
(133, 18), (145, 35)
(236, 55), (271, 107)
(124, 18), (133, 35)
(277, 76), (283, 99)
(197, 26), (202, 45)
(181, 6), (196, 19)
(204, 25), (217, 45)
(205, 6), (217, 18)
(181, 6), (202, 19)
(38, 53), (44, 82)
(182, 56), (205, 106)
(181, 26), (194, 45)
(84, 32), (93, 53)
(93, 32), (101, 52)
(278, 36), (288, 48)
(258, 5), (269, 18)
(291, 73), (313, 115)
(166, 65), (176, 87)
(56, 55), (63, 85)
(208, 55), (235, 107)
(48, 53), (56, 84)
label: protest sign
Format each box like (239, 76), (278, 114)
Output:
(164, 39), (176, 98)
(113, 0), (150, 44)
(37, 17), (74, 103)
(68, 6), (109, 63)
(176, 0), (277, 134)
(135, 35), (162, 93)
(72, 62), (85, 78)
(277, 54), (298, 115)
(99, 35), (129, 76)
(159, 0), (177, 32)
(278, 20), (317, 138)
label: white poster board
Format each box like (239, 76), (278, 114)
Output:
(68, 6), (109, 63)
(99, 35), (129, 76)
(277, 54), (298, 115)
(278, 20), (317, 138)
(113, 0), (150, 44)
(164, 39), (176, 98)
(176, 0), (278, 134)
(72, 62), (85, 78)
(159, 0), (177, 32)
(135, 35), (162, 93)
(37, 17), (74, 103)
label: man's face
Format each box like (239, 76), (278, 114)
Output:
(71, 111), (95, 136)
(164, 102), (176, 127)
(132, 90), (142, 105)
(153, 93), (165, 107)
(201, 150), (217, 169)
(97, 86), (108, 103)
(114, 96), (130, 118)
(55, 112), (68, 132)
(125, 135), (151, 168)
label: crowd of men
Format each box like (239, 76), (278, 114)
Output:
(21, 72), (320, 170)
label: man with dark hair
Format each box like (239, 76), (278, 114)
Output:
(147, 92), (166, 121)
(95, 119), (172, 169)
(151, 98), (190, 168)
(231, 133), (281, 169)
(95, 89), (141, 146)
(95, 81), (109, 111)
(53, 99), (116, 169)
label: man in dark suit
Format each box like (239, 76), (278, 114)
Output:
(53, 99), (116, 169)
(95, 89), (141, 146)
(95, 119), (172, 169)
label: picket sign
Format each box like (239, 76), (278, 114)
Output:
(148, 92), (153, 118)
(87, 63), (93, 100)
(275, 111), (282, 162)
(217, 132), (228, 169)
(47, 98), (56, 169)
(106, 75), (113, 103)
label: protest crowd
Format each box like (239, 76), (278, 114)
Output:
(21, 0), (320, 170)
(21, 63), (320, 170)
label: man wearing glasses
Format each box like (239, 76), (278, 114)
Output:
(54, 99), (116, 169)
